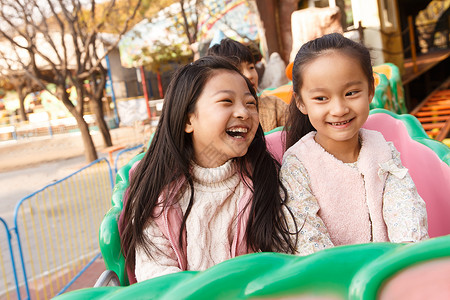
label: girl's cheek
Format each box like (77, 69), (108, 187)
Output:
(254, 113), (260, 124)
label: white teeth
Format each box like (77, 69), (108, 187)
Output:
(227, 128), (248, 133)
(330, 120), (349, 126)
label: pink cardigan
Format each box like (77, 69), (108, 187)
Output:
(286, 129), (392, 245)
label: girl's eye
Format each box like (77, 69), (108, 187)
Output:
(247, 100), (257, 106)
(314, 96), (327, 101)
(221, 99), (233, 103)
(346, 90), (360, 96)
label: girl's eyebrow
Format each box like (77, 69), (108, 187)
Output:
(308, 87), (327, 93)
(343, 80), (364, 88)
(212, 90), (253, 97)
(308, 80), (364, 93)
(212, 89), (236, 96)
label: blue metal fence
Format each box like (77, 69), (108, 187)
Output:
(1, 158), (115, 300)
(0, 217), (21, 300)
(0, 143), (144, 299)
(114, 144), (144, 174)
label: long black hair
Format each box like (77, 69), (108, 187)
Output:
(120, 56), (296, 274)
(285, 33), (375, 149)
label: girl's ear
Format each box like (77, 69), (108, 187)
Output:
(185, 113), (194, 133)
(294, 92), (307, 115)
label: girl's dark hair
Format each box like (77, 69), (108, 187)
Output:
(207, 38), (255, 66)
(285, 33), (375, 149)
(120, 56), (296, 274)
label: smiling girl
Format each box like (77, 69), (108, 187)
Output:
(120, 56), (297, 282)
(207, 38), (288, 132)
(281, 33), (428, 255)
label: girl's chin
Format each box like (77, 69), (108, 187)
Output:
(233, 147), (250, 158)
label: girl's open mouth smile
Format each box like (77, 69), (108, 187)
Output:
(328, 118), (354, 127)
(226, 127), (248, 139)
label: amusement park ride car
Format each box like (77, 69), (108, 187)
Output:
(55, 63), (450, 300)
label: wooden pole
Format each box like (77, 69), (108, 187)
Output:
(408, 15), (418, 73)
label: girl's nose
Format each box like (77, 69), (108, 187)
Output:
(330, 98), (349, 116)
(234, 103), (250, 119)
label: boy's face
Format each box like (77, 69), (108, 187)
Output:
(239, 62), (258, 91)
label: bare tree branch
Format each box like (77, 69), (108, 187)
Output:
(84, 0), (142, 77)
(0, 0), (143, 161)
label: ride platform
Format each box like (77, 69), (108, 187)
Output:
(411, 78), (450, 141)
(402, 49), (450, 111)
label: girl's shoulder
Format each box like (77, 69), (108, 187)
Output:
(281, 131), (317, 166)
(358, 129), (406, 174)
(360, 128), (386, 142)
(360, 128), (398, 158)
(284, 131), (316, 155)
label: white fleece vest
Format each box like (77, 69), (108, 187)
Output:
(289, 129), (392, 245)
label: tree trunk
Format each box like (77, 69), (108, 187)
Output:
(85, 66), (112, 147)
(90, 98), (112, 147)
(76, 111), (98, 162)
(16, 87), (28, 122)
(60, 89), (98, 162)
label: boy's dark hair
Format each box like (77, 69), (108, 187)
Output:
(120, 56), (296, 275)
(285, 33), (375, 149)
(207, 38), (255, 66)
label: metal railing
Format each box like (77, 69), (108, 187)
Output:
(0, 217), (21, 300)
(113, 144), (145, 174)
(0, 115), (98, 142)
(0, 158), (114, 300)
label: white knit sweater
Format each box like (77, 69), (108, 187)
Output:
(135, 159), (247, 281)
